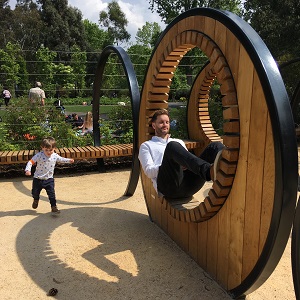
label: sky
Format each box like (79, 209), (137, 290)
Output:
(8, 0), (166, 45)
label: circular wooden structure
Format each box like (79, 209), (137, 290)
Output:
(138, 8), (298, 298)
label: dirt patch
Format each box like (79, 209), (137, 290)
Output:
(0, 163), (297, 299)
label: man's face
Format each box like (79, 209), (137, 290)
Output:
(152, 114), (170, 138)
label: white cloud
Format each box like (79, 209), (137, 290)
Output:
(118, 0), (165, 44)
(8, 0), (165, 44)
(74, 0), (165, 44)
(69, 0), (108, 24)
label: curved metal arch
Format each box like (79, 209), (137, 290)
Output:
(92, 45), (140, 196)
(139, 8), (298, 298)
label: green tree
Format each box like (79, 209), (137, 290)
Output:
(149, 0), (242, 24)
(9, 1), (44, 51)
(52, 63), (75, 96)
(83, 20), (109, 90)
(99, 0), (130, 46)
(0, 1), (15, 48)
(70, 45), (87, 97)
(136, 22), (162, 48)
(34, 45), (56, 95)
(243, 0), (300, 126)
(0, 42), (21, 89)
(127, 45), (152, 88)
(37, 0), (87, 58)
(83, 19), (109, 51)
(243, 0), (300, 60)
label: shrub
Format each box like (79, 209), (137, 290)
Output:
(0, 97), (135, 150)
(0, 97), (78, 150)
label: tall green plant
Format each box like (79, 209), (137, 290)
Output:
(0, 42), (20, 89)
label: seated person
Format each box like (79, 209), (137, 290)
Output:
(81, 111), (93, 135)
(71, 113), (84, 130)
(138, 109), (225, 200)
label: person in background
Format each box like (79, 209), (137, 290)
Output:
(29, 81), (45, 106)
(81, 111), (93, 135)
(71, 113), (84, 130)
(25, 137), (74, 214)
(2, 87), (12, 106)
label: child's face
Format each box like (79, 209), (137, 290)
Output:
(42, 147), (55, 157)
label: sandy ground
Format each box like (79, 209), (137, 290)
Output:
(0, 169), (296, 299)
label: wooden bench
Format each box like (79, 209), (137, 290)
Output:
(0, 141), (201, 165)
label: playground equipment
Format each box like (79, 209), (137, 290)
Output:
(136, 8), (297, 298)
(0, 7), (298, 298)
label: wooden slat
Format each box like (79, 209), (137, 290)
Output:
(57, 148), (65, 157)
(1, 151), (9, 163)
(17, 150), (25, 162)
(11, 151), (19, 162)
(84, 146), (96, 157)
(5, 151), (14, 163)
(62, 147), (71, 158)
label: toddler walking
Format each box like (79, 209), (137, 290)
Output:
(25, 137), (74, 214)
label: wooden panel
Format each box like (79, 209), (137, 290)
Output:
(197, 220), (208, 268)
(242, 70), (268, 280)
(259, 115), (275, 253)
(227, 42), (253, 290)
(188, 222), (198, 261)
(216, 192), (231, 285)
(206, 216), (219, 278)
(174, 218), (189, 252)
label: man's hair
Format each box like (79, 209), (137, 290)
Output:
(151, 109), (169, 123)
(41, 137), (56, 149)
(35, 81), (42, 87)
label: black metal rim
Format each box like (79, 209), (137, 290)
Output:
(92, 45), (140, 196)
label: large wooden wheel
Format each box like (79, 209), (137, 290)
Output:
(138, 8), (298, 298)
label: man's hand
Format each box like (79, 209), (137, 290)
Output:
(25, 171), (31, 176)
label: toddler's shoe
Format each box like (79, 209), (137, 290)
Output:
(51, 206), (60, 215)
(32, 200), (39, 209)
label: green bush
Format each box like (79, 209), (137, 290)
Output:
(0, 98), (79, 150)
(0, 97), (134, 150)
